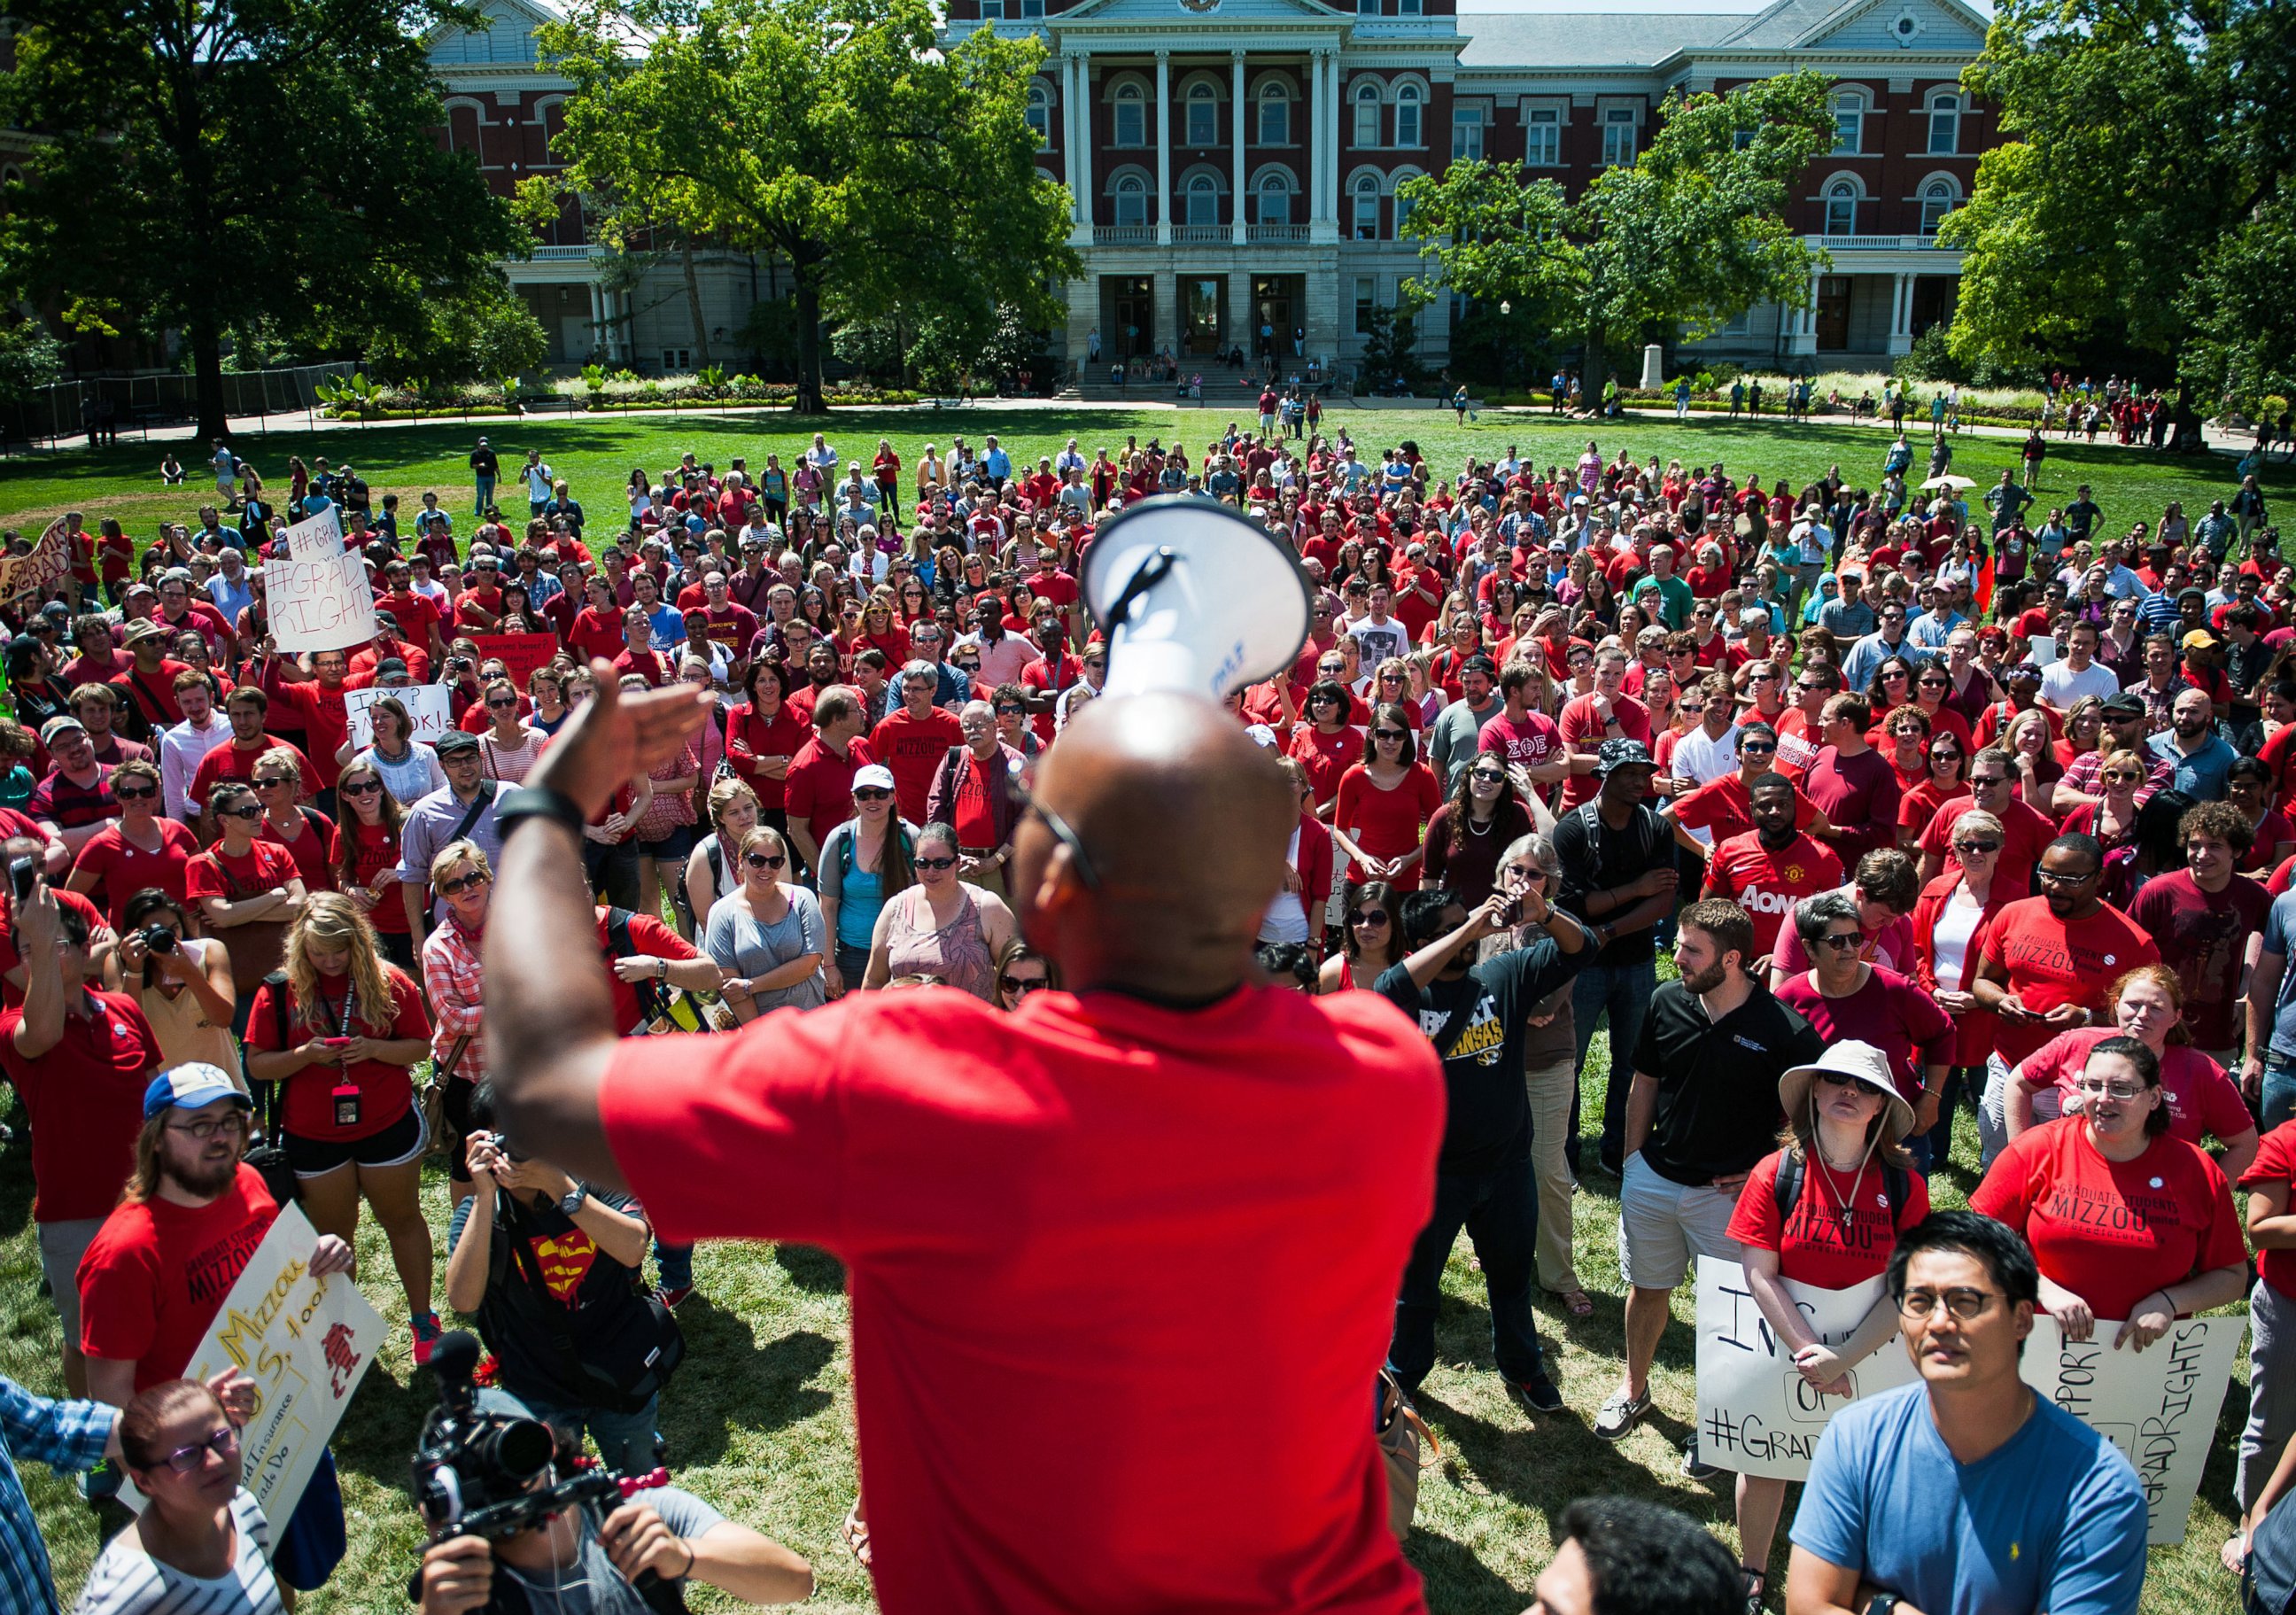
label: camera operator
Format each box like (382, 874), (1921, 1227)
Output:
(413, 1445), (811, 1615)
(444, 1083), (663, 1476)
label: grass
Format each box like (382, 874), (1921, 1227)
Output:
(0, 408), (2272, 1612)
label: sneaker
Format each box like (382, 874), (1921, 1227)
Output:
(1680, 1434), (1718, 1479)
(77, 1460), (120, 1502)
(410, 1310), (444, 1368)
(655, 1285), (695, 1310)
(1593, 1387), (1649, 1441)
(1508, 1372), (1565, 1413)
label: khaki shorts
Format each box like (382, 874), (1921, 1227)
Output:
(37, 1217), (105, 1353)
(1617, 1152), (1741, 1291)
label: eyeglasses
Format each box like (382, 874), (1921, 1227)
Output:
(219, 804), (263, 820)
(1796, 681), (1827, 693)
(915, 854), (958, 871)
(166, 1112), (248, 1142)
(437, 871), (491, 896)
(1001, 973), (1049, 997)
(113, 783), (157, 801)
(252, 775), (292, 789)
(1739, 741), (1776, 754)
(486, 696), (519, 710)
(1882, 671), (1909, 683)
(1469, 770), (1507, 785)
(1917, 676), (1948, 688)
(1968, 773), (2008, 789)
(995, 704), (1023, 718)
(1896, 1287), (1997, 1321)
(742, 852), (786, 871)
(1816, 933), (1866, 953)
(1813, 1068), (1870, 1089)
(341, 779), (383, 797)
(1954, 839), (2002, 856)
(2073, 1077), (2147, 1101)
(852, 787), (893, 803)
(1349, 909), (1391, 927)
(1373, 729), (1408, 742)
(2036, 866), (2095, 887)
(150, 1425), (240, 1477)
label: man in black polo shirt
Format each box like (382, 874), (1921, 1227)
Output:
(1378, 884), (1594, 1412)
(1595, 897), (1822, 1469)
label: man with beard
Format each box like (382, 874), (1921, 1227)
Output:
(1426, 656), (1501, 791)
(1969, 834), (2158, 1167)
(1596, 899), (1821, 1472)
(78, 1063), (355, 1588)
(2147, 686), (2238, 802)
(1703, 773), (1842, 971)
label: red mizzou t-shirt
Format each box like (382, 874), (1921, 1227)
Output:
(1971, 1117), (2243, 1323)
(1974, 898), (2159, 1068)
(1726, 1148), (1932, 1290)
(78, 1164), (278, 1392)
(600, 985), (1442, 1615)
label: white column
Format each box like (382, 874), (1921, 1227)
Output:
(1155, 50), (1172, 245)
(1310, 51), (1330, 224)
(1231, 50), (1248, 245)
(1061, 55), (1082, 226)
(1074, 51), (1094, 244)
(1888, 270), (1915, 356)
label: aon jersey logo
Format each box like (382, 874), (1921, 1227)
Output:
(1738, 885), (1807, 914)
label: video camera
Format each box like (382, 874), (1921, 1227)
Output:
(410, 1330), (684, 1615)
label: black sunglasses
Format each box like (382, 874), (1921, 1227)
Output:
(743, 852), (786, 870)
(113, 783), (158, 800)
(1000, 973), (1048, 997)
(437, 871), (491, 895)
(852, 787), (893, 802)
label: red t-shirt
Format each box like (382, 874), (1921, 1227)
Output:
(1703, 831), (1843, 959)
(2129, 871), (2272, 1051)
(782, 735), (878, 850)
(1970, 1117), (2245, 1322)
(1726, 1148), (1932, 1289)
(1917, 795), (2055, 892)
(342, 817), (410, 936)
(725, 706), (811, 812)
(189, 737), (316, 814)
(1897, 780), (1970, 837)
(244, 966), (430, 1142)
(2241, 1122), (2296, 1301)
(869, 707), (966, 825)
(78, 1164), (278, 1390)
(1333, 764), (1443, 888)
(2014, 1028), (2253, 1149)
(257, 810), (340, 895)
(0, 888), (109, 1008)
(1671, 774), (1818, 848)
(72, 819), (201, 928)
(1476, 710), (1563, 773)
(569, 607), (627, 664)
(185, 838), (301, 909)
(0, 990), (160, 1222)
(1799, 747), (1902, 868)
(1555, 695), (1651, 808)
(598, 986), (1440, 1615)
(259, 677), (352, 790)
(1974, 897), (2160, 1068)
(1774, 967), (1956, 1100)
(594, 909), (700, 1035)
(1287, 724), (1361, 809)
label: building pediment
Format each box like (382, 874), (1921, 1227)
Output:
(1055, 0), (1348, 34)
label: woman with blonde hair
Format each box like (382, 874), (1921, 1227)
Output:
(685, 778), (760, 933)
(244, 891), (441, 1363)
(704, 825), (827, 1020)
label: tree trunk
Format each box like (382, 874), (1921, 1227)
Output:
(1581, 319), (1610, 414)
(191, 321), (228, 442)
(680, 238), (712, 370)
(794, 277), (825, 415)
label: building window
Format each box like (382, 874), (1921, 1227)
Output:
(1395, 84), (1422, 148)
(1113, 83), (1145, 148)
(1399, 0), (1421, 12)
(1353, 175), (1381, 239)
(1187, 83), (1219, 147)
(1524, 107), (1559, 167)
(1395, 186), (1416, 237)
(1026, 84), (1052, 150)
(1927, 92), (1959, 154)
(1831, 93), (1864, 156)
(1186, 174), (1220, 227)
(1355, 276), (1376, 333)
(1920, 178), (1958, 237)
(1354, 83), (1381, 147)
(1358, 0), (1378, 13)
(1602, 106), (1636, 167)
(1259, 87), (1289, 146)
(663, 349), (690, 371)
(1452, 106), (1484, 162)
(1257, 174), (1292, 226)
(1824, 180), (1859, 237)
(980, 0), (1003, 15)
(1112, 175), (1148, 227)
(1018, 0), (1044, 14)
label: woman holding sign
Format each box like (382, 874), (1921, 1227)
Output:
(1723, 1040), (1930, 1612)
(1971, 1036), (2246, 1349)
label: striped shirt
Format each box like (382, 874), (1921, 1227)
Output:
(74, 1489), (280, 1615)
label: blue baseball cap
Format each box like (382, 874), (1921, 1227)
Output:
(144, 1063), (253, 1121)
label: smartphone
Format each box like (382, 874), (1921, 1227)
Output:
(322, 1037), (354, 1051)
(7, 856), (35, 904)
(1496, 893), (1524, 928)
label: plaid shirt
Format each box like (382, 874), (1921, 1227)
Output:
(422, 916), (487, 1087)
(0, 1378), (112, 1615)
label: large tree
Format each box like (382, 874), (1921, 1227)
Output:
(531, 0), (1077, 413)
(1943, 0), (2294, 426)
(1400, 73), (1835, 394)
(0, 0), (526, 439)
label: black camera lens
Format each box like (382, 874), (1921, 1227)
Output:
(142, 925), (177, 954)
(477, 1417), (556, 1485)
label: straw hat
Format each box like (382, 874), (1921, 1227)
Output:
(1777, 1039), (1915, 1142)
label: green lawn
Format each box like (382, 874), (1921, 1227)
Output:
(0, 409), (2272, 1612)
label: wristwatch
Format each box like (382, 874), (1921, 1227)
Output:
(557, 1184), (589, 1217)
(1863, 1595), (1899, 1615)
(497, 784), (584, 840)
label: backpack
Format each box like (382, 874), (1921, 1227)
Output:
(1771, 1148), (1911, 1226)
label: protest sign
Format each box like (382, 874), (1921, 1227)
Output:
(1695, 1258), (2243, 1544)
(344, 681), (454, 748)
(471, 632), (561, 689)
(265, 551), (376, 653)
(0, 516), (71, 604)
(128, 1205), (382, 1518)
(283, 505), (344, 562)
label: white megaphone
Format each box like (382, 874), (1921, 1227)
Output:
(1080, 495), (1314, 701)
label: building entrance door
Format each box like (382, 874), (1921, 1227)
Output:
(1183, 278), (1223, 356)
(1815, 276), (1851, 352)
(1253, 276), (1299, 364)
(1109, 278), (1154, 359)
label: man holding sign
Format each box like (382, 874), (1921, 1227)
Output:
(78, 1065), (359, 1593)
(1787, 1211), (2147, 1615)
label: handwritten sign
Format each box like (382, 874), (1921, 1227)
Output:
(344, 681), (454, 748)
(283, 505), (344, 563)
(128, 1206), (383, 1518)
(0, 516), (71, 603)
(470, 632), (562, 689)
(1694, 1259), (2243, 1544)
(265, 551), (376, 653)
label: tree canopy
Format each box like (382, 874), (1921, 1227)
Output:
(532, 0), (1078, 412)
(0, 0), (526, 437)
(1399, 72), (1835, 390)
(1943, 0), (2295, 417)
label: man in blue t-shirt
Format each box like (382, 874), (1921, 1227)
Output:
(1788, 1210), (2146, 1615)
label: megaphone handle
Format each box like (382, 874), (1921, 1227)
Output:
(1100, 548), (1177, 632)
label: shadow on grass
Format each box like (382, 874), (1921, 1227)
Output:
(330, 1359), (450, 1494)
(1404, 1523), (1532, 1615)
(659, 1308), (836, 1471)
(773, 1243), (846, 1294)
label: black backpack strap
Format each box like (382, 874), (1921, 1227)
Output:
(1771, 1150), (1803, 1225)
(1882, 1162), (1910, 1223)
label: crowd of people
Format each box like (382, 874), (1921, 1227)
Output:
(0, 411), (2284, 1615)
